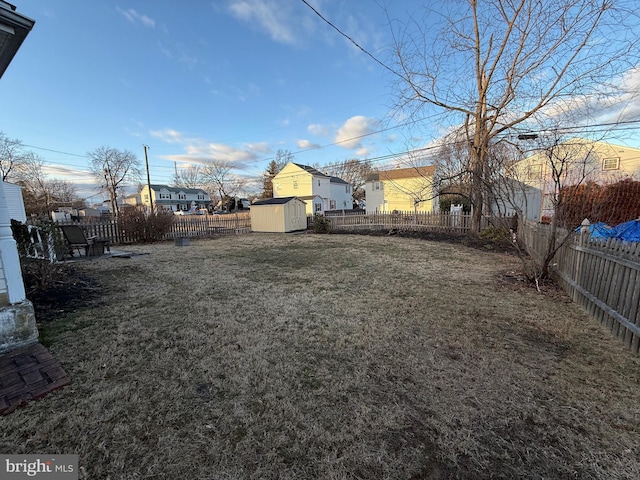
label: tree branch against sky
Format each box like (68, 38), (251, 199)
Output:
(0, 132), (28, 182)
(391, 0), (640, 231)
(173, 164), (204, 189)
(88, 146), (141, 216)
(201, 159), (248, 210)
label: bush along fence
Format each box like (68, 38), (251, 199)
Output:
(520, 219), (640, 354)
(313, 210), (513, 234)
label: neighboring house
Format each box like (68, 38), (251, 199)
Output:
(78, 207), (101, 218)
(364, 166), (437, 213)
(272, 163), (352, 213)
(512, 138), (640, 220)
(250, 196), (307, 233)
(1, 181), (26, 222)
(297, 195), (324, 216)
(124, 193), (141, 206)
(489, 177), (542, 222)
(140, 184), (210, 212)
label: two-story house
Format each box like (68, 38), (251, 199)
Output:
(140, 184), (210, 212)
(364, 166), (436, 213)
(272, 163), (352, 214)
(511, 139), (640, 220)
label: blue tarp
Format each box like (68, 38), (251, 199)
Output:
(612, 219), (640, 242)
(578, 219), (640, 242)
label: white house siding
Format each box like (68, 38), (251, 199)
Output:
(1, 182), (26, 222)
(329, 180), (352, 210)
(364, 181), (385, 212)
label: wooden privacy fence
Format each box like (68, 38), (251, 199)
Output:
(168, 213), (251, 239)
(56, 213), (251, 245)
(520, 220), (640, 353)
(317, 211), (514, 233)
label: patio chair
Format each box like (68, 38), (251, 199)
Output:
(58, 225), (110, 257)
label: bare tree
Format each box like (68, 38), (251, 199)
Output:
(201, 160), (247, 210)
(15, 153), (79, 216)
(173, 164), (204, 189)
(88, 146), (141, 216)
(515, 133), (602, 279)
(391, 0), (640, 231)
(322, 159), (373, 204)
(0, 131), (28, 181)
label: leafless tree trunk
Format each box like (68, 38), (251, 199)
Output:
(391, 0), (639, 232)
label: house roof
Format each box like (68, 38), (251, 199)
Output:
(253, 196), (299, 205)
(367, 165), (436, 182)
(292, 163), (329, 177)
(297, 195), (322, 200)
(149, 184), (209, 195)
(329, 176), (349, 185)
(0, 2), (35, 79)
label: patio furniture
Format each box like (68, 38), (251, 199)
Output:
(58, 225), (110, 257)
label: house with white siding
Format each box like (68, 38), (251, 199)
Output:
(272, 163), (352, 213)
(140, 184), (210, 212)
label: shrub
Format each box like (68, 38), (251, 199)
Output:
(117, 207), (175, 243)
(478, 227), (512, 242)
(311, 214), (331, 233)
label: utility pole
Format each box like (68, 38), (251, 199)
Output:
(143, 144), (153, 213)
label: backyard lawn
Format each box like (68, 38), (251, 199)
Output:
(2, 233), (640, 479)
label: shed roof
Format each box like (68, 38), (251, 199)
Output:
(252, 196), (298, 205)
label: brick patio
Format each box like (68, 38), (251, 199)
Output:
(0, 342), (71, 415)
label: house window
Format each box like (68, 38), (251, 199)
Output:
(144, 195), (149, 201)
(160, 193), (170, 199)
(317, 180), (320, 186)
(528, 164), (542, 179)
(374, 182), (380, 191)
(178, 194), (186, 200)
(197, 194), (205, 200)
(345, 185), (350, 193)
(293, 181), (298, 189)
(602, 157), (620, 171)
(330, 200), (336, 209)
(315, 203), (321, 212)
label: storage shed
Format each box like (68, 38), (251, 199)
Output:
(251, 196), (307, 233)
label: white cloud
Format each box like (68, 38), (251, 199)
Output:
(227, 0), (296, 45)
(150, 129), (184, 144)
(297, 139), (321, 149)
(151, 128), (266, 170)
(116, 7), (155, 28)
(334, 115), (380, 149)
(308, 123), (330, 137)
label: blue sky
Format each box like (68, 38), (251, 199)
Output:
(2, 0), (421, 200)
(2, 0), (639, 202)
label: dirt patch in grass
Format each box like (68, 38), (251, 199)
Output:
(4, 234), (640, 479)
(21, 260), (103, 325)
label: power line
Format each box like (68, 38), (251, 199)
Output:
(299, 0), (404, 81)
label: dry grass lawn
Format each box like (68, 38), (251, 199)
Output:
(2, 233), (640, 479)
